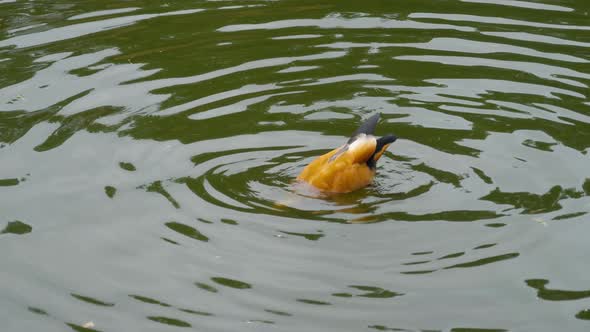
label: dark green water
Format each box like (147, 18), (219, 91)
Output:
(1, 0), (590, 331)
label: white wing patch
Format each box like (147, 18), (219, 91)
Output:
(328, 134), (376, 163)
(349, 134), (376, 153)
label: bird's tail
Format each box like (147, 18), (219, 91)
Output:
(348, 113), (381, 143)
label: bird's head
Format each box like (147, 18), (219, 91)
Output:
(368, 134), (397, 168)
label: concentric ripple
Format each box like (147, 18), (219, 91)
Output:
(2, 0), (590, 331)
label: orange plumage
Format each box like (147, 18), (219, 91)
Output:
(297, 113), (397, 193)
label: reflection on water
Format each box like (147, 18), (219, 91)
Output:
(1, 220), (32, 235)
(526, 279), (590, 301)
(1, 0), (590, 331)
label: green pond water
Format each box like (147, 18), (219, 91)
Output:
(1, 0), (590, 331)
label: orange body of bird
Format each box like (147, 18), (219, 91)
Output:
(297, 114), (397, 193)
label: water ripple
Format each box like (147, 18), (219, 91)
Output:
(460, 0), (573, 12)
(320, 38), (587, 63)
(0, 9), (205, 48)
(218, 14), (476, 32)
(410, 12), (590, 30)
(396, 55), (590, 88)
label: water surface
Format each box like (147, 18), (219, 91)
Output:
(1, 0), (590, 331)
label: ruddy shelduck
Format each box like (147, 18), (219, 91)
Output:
(297, 113), (397, 193)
